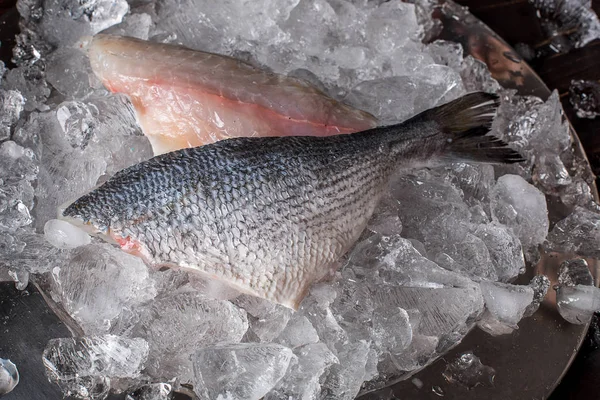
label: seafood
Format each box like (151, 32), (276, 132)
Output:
(87, 35), (378, 155)
(61, 92), (523, 309)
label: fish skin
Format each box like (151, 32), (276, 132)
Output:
(88, 35), (378, 155)
(61, 93), (524, 309)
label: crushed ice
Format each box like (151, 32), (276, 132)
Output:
(0, 0), (599, 398)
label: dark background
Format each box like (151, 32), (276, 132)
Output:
(0, 0), (599, 399)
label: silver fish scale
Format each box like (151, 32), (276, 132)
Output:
(62, 91), (522, 308)
(64, 127), (425, 308)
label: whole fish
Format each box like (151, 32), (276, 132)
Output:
(87, 35), (377, 155)
(60, 92), (523, 309)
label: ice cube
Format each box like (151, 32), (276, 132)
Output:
(130, 289), (248, 382)
(275, 315), (319, 349)
(569, 79), (600, 119)
(471, 222), (525, 282)
(428, 40), (501, 93)
(234, 294), (293, 342)
(388, 334), (439, 372)
(320, 340), (371, 400)
(545, 206), (600, 258)
(532, 154), (572, 191)
(0, 141), (37, 233)
(371, 306), (413, 354)
(531, 0), (600, 49)
(477, 281), (534, 335)
(345, 234), (484, 337)
(523, 275), (551, 317)
(192, 343), (295, 400)
(365, 1), (419, 54)
(442, 351), (495, 388)
(4, 64), (51, 111)
(87, 0), (129, 34)
(45, 48), (95, 99)
(490, 174), (549, 248)
(125, 383), (172, 400)
(14, 111), (108, 230)
(104, 13), (153, 40)
(265, 342), (338, 400)
(556, 285), (600, 324)
(0, 358), (19, 396)
(43, 335), (148, 398)
(281, 0), (337, 56)
(44, 219), (91, 249)
(0, 90), (25, 141)
(344, 66), (464, 124)
(51, 244), (156, 334)
(55, 101), (99, 149)
(558, 258), (594, 287)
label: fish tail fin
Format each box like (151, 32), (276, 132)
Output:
(426, 92), (525, 164)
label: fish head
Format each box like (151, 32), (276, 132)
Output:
(58, 196), (154, 262)
(58, 196), (116, 244)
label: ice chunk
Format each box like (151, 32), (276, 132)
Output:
(4, 64), (51, 111)
(344, 66), (464, 125)
(0, 90), (25, 141)
(0, 141), (37, 233)
(365, 1), (419, 54)
(275, 315), (319, 348)
(556, 285), (600, 324)
(51, 244), (156, 334)
(532, 154), (572, 190)
(44, 219), (91, 249)
(545, 206), (600, 258)
(45, 48), (95, 99)
(298, 284), (349, 353)
(104, 13), (152, 40)
(558, 258), (594, 287)
(532, 0), (600, 49)
(15, 111), (107, 230)
(55, 101), (99, 149)
(344, 234), (484, 337)
(371, 306), (413, 354)
(428, 40), (501, 93)
(130, 289), (248, 382)
(0, 358), (19, 396)
(43, 335), (148, 398)
(125, 383), (172, 400)
(490, 174), (549, 248)
(569, 79), (600, 119)
(442, 351), (495, 388)
(235, 295), (293, 342)
(523, 275), (551, 317)
(281, 0), (337, 57)
(192, 343), (295, 400)
(266, 342), (338, 400)
(86, 0), (129, 34)
(390, 334), (439, 372)
(471, 222), (525, 282)
(478, 281), (534, 335)
(320, 340), (371, 400)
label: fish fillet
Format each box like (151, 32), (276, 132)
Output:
(88, 35), (378, 155)
(61, 93), (524, 309)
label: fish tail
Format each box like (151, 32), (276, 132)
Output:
(424, 92), (524, 164)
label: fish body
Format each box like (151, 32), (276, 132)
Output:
(88, 35), (378, 155)
(61, 93), (523, 309)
